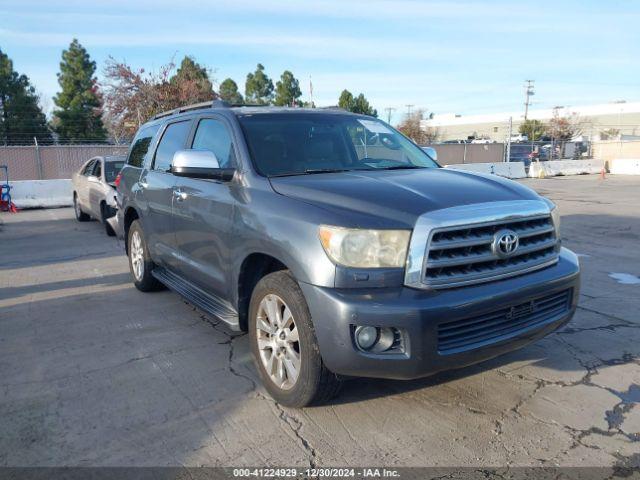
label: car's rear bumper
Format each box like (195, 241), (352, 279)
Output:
(300, 247), (580, 380)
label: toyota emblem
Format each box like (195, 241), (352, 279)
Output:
(492, 229), (519, 258)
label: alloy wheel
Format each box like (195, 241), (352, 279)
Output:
(130, 230), (144, 281)
(256, 294), (301, 390)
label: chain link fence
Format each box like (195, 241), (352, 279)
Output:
(0, 145), (130, 181)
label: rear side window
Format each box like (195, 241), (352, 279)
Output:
(92, 160), (102, 178)
(191, 118), (235, 168)
(82, 159), (96, 176)
(153, 121), (192, 171)
(127, 124), (160, 168)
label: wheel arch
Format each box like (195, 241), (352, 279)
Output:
(123, 206), (141, 254)
(237, 252), (289, 332)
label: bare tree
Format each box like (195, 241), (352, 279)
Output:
(599, 128), (620, 140)
(546, 110), (589, 141)
(396, 109), (439, 144)
(102, 56), (216, 141)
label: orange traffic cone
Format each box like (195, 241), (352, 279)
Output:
(600, 167), (606, 180)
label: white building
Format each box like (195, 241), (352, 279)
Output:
(422, 101), (640, 142)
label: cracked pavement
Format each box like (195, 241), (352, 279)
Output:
(0, 175), (638, 468)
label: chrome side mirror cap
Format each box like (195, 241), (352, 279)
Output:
(171, 150), (235, 182)
(172, 149), (220, 170)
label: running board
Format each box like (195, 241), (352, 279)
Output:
(152, 267), (240, 331)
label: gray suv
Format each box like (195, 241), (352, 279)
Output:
(115, 101), (580, 407)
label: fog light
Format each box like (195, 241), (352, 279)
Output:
(372, 327), (395, 353)
(355, 326), (378, 350)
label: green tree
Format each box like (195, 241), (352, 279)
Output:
(274, 70), (302, 106)
(0, 48), (52, 145)
(245, 63), (274, 105)
(352, 93), (377, 117)
(170, 56), (214, 102)
(219, 78), (243, 104)
(338, 89), (354, 110)
(337, 89), (377, 117)
(518, 119), (545, 141)
(53, 39), (106, 143)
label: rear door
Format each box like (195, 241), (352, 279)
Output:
(172, 115), (238, 296)
(138, 119), (193, 266)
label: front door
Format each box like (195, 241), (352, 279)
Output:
(87, 159), (103, 217)
(138, 119), (192, 266)
(172, 116), (238, 298)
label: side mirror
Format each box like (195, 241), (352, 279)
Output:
(171, 150), (235, 181)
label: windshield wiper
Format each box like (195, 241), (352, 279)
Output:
(303, 168), (352, 174)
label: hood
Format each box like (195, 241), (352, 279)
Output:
(269, 168), (540, 229)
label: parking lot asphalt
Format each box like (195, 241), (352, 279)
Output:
(1, 175), (639, 468)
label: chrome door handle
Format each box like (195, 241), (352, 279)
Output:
(173, 189), (187, 201)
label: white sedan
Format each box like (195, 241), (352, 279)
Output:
(72, 155), (125, 236)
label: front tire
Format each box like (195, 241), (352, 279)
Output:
(127, 220), (163, 292)
(73, 194), (90, 222)
(249, 271), (342, 407)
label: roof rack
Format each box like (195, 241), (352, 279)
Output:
(152, 99), (230, 120)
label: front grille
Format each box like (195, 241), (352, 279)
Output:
(437, 289), (572, 354)
(424, 215), (559, 288)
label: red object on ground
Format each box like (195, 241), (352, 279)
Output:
(600, 167), (606, 180)
(0, 199), (17, 213)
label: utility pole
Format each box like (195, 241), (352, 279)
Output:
(505, 116), (512, 163)
(524, 80), (535, 120)
(405, 104), (414, 117)
(384, 107), (396, 123)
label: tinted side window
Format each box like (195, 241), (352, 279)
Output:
(153, 121), (192, 171)
(82, 160), (96, 176)
(92, 160), (102, 178)
(191, 118), (235, 168)
(128, 125), (160, 168)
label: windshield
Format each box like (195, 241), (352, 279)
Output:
(104, 160), (125, 183)
(237, 113), (439, 177)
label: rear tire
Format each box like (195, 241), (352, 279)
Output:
(101, 203), (116, 237)
(73, 194), (90, 222)
(127, 220), (163, 292)
(249, 271), (342, 407)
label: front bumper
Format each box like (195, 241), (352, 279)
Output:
(112, 204), (125, 240)
(300, 247), (580, 380)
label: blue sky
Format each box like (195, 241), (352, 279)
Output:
(1, 0), (639, 124)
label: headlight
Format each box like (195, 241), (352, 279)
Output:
(318, 225), (411, 268)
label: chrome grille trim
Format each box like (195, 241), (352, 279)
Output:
(404, 200), (560, 290)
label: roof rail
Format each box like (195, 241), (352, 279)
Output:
(229, 103), (272, 108)
(318, 105), (347, 111)
(152, 99), (230, 120)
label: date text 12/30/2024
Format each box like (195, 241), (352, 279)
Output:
(232, 468), (401, 478)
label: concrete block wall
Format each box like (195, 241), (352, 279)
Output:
(9, 179), (73, 209)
